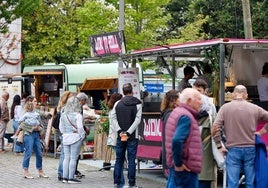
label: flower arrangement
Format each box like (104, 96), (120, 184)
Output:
(96, 100), (109, 135)
(96, 116), (109, 135)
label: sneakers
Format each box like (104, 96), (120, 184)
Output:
(68, 179), (81, 184)
(15, 141), (23, 146)
(75, 170), (85, 179)
(58, 176), (63, 181)
(11, 135), (18, 139)
(62, 178), (68, 183)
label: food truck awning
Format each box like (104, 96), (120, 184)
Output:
(130, 38), (268, 58)
(80, 77), (118, 91)
(129, 38), (268, 107)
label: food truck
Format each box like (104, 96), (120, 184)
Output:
(129, 38), (268, 173)
(22, 62), (143, 154)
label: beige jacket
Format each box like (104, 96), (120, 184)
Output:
(0, 97), (9, 123)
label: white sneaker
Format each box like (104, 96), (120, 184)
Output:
(68, 179), (81, 184)
(11, 135), (18, 139)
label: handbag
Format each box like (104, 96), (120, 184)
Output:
(52, 112), (61, 129)
(209, 115), (225, 168)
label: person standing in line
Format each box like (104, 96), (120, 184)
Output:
(20, 101), (48, 179)
(10, 94), (24, 153)
(178, 65), (195, 92)
(111, 83), (142, 188)
(212, 85), (268, 188)
(74, 92), (89, 179)
(59, 96), (85, 184)
(107, 93), (124, 187)
(0, 91), (10, 153)
(197, 64), (213, 95)
(165, 88), (203, 188)
(193, 79), (217, 188)
(257, 62), (268, 110)
(160, 89), (180, 177)
(54, 91), (73, 181)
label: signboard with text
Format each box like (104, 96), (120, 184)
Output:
(118, 67), (140, 99)
(90, 31), (126, 57)
(144, 83), (164, 93)
(137, 113), (163, 161)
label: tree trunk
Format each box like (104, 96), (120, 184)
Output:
(241, 0), (253, 39)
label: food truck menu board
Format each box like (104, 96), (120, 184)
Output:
(0, 80), (22, 107)
(118, 67), (140, 99)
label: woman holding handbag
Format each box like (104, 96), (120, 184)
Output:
(59, 96), (85, 184)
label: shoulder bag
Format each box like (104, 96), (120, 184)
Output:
(209, 115), (225, 168)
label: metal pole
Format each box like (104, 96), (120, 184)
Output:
(119, 0), (124, 31)
(118, 0), (124, 68)
(219, 43), (225, 107)
(172, 53), (176, 90)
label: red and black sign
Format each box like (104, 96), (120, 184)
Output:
(89, 31), (126, 57)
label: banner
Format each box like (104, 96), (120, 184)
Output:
(90, 31), (126, 57)
(118, 67), (140, 99)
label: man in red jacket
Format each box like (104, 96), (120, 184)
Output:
(165, 88), (203, 188)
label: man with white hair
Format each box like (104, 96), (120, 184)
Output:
(213, 85), (268, 188)
(76, 92), (88, 107)
(74, 92), (89, 178)
(0, 91), (10, 153)
(165, 88), (203, 188)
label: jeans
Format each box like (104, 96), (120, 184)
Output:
(22, 132), (43, 170)
(62, 139), (82, 180)
(166, 167), (198, 188)
(226, 147), (255, 188)
(13, 120), (24, 153)
(114, 138), (138, 186)
(57, 135), (64, 177)
(113, 146), (125, 187)
(12, 119), (19, 132)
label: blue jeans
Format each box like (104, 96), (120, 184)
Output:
(114, 138), (138, 186)
(22, 132), (43, 170)
(13, 120), (24, 153)
(113, 146), (125, 188)
(166, 167), (198, 188)
(58, 135), (64, 177)
(226, 147), (255, 188)
(62, 139), (82, 180)
(12, 119), (19, 132)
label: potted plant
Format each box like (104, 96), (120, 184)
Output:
(95, 101), (113, 170)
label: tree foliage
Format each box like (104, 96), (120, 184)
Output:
(0, 0), (39, 33)
(161, 0), (268, 41)
(22, 0), (86, 65)
(20, 0), (268, 66)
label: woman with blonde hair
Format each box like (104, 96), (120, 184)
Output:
(19, 101), (48, 179)
(59, 96), (85, 184)
(53, 91), (73, 181)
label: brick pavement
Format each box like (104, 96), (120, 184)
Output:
(0, 147), (166, 188)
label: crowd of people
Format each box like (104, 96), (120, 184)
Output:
(163, 64), (268, 188)
(1, 62), (268, 187)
